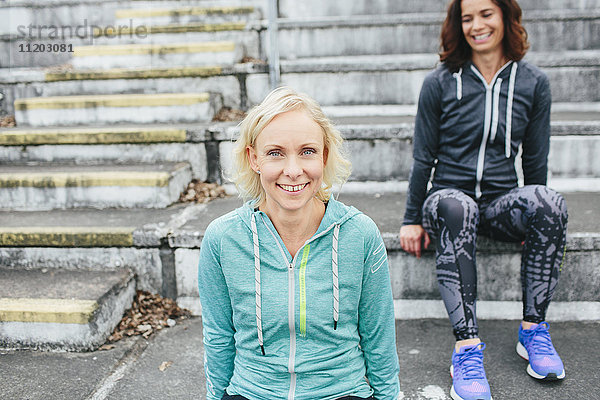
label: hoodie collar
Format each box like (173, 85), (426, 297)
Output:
(236, 195), (360, 237)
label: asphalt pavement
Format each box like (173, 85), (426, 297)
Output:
(2, 317), (598, 400)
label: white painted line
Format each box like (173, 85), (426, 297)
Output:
(87, 337), (148, 400)
(393, 300), (600, 321)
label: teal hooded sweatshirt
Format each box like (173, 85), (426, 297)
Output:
(198, 196), (400, 400)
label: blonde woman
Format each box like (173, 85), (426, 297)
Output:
(198, 87), (400, 400)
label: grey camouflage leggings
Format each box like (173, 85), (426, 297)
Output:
(422, 185), (568, 340)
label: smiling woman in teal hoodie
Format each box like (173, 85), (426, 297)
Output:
(198, 87), (400, 400)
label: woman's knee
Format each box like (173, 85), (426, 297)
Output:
(437, 195), (479, 233)
(525, 185), (568, 222)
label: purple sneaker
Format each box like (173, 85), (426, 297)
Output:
(516, 322), (565, 380)
(450, 343), (492, 400)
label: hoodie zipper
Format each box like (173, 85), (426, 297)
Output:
(258, 214), (339, 400)
(470, 61), (512, 199)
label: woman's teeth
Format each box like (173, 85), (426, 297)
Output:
(279, 183), (307, 192)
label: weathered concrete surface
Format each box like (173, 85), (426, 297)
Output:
(0, 162), (192, 210)
(172, 192), (600, 316)
(273, 12), (600, 59)
(14, 92), (220, 127)
(2, 317), (599, 399)
(0, 143), (208, 180)
(1, 26), (261, 69)
(279, 0), (600, 17)
(0, 268), (135, 351)
(71, 41), (241, 70)
(246, 53), (600, 106)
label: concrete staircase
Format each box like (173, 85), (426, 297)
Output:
(0, 0), (265, 350)
(1, 0), (599, 350)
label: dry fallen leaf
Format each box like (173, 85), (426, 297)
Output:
(179, 181), (228, 204)
(106, 291), (191, 343)
(159, 361), (173, 372)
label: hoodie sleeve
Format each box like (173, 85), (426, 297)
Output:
(403, 71), (442, 225)
(522, 72), (551, 185)
(358, 217), (400, 399)
(198, 219), (236, 400)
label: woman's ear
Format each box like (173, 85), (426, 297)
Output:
(247, 145), (259, 173)
(323, 146), (329, 166)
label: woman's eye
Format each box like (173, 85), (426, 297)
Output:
(302, 149), (316, 156)
(267, 150), (282, 157)
(462, 17), (472, 23)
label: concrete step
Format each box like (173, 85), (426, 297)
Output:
(3, 114), (598, 184)
(0, 268), (135, 351)
(0, 0), (266, 36)
(274, 11), (600, 59)
(0, 162), (192, 210)
(215, 111), (600, 182)
(167, 192), (600, 320)
(246, 51), (600, 106)
(114, 5), (261, 27)
(1, 191), (597, 321)
(14, 92), (220, 127)
(278, 0), (600, 17)
(1, 21), (260, 68)
(0, 203), (208, 294)
(1, 64), (259, 114)
(0, 125), (211, 180)
(72, 41), (241, 69)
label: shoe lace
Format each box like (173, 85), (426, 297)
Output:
(458, 343), (486, 380)
(528, 322), (554, 355)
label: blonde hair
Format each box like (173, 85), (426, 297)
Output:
(229, 86), (352, 204)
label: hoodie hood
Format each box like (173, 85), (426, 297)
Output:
(234, 195), (361, 236)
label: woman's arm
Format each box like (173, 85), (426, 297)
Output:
(403, 72), (442, 225)
(198, 221), (236, 400)
(358, 219), (400, 399)
(522, 73), (551, 185)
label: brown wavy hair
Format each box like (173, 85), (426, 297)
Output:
(440, 0), (529, 72)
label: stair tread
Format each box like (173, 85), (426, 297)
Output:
(0, 268), (131, 301)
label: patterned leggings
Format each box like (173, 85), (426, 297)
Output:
(422, 185), (568, 340)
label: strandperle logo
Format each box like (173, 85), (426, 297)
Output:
(16, 19), (148, 43)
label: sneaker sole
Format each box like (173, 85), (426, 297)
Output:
(516, 342), (566, 381)
(449, 365), (493, 400)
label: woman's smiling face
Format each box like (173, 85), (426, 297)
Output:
(247, 108), (327, 215)
(461, 0), (505, 58)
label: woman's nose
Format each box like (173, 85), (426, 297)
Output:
(472, 16), (484, 30)
(284, 156), (303, 179)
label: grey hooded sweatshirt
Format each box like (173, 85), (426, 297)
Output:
(403, 60), (551, 225)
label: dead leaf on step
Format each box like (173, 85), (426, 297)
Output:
(159, 361), (173, 372)
(98, 344), (116, 351)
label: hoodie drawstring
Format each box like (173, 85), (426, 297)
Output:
(251, 213), (265, 355)
(251, 214), (342, 353)
(505, 62), (518, 158)
(332, 224), (340, 330)
(453, 68), (463, 100)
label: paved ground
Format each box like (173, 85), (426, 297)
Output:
(2, 317), (598, 400)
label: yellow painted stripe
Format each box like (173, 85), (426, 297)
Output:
(0, 127), (186, 145)
(0, 226), (134, 247)
(45, 66), (223, 82)
(115, 6), (254, 19)
(0, 170), (172, 188)
(93, 22), (246, 37)
(0, 298), (98, 324)
(299, 245), (310, 337)
(73, 41), (235, 57)
(14, 92), (210, 111)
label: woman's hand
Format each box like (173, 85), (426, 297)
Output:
(399, 225), (431, 258)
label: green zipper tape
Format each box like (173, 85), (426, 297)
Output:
(299, 245), (310, 337)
